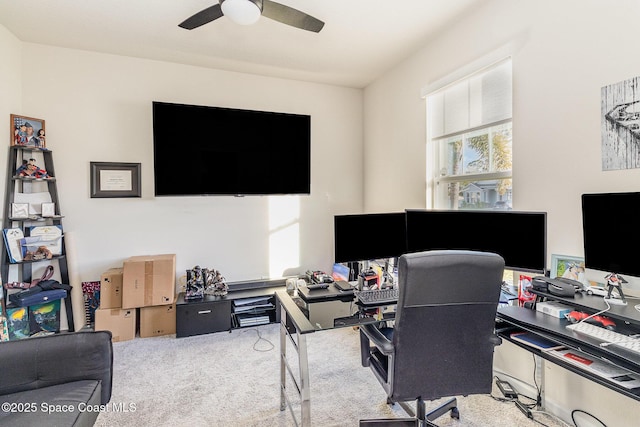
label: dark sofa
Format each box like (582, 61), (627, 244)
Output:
(0, 331), (113, 427)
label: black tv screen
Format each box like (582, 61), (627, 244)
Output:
(334, 213), (407, 263)
(152, 101), (311, 196)
(582, 192), (640, 277)
(405, 209), (547, 274)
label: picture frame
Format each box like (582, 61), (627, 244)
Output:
(90, 162), (141, 198)
(11, 203), (29, 219)
(550, 254), (586, 282)
(10, 114), (46, 148)
(41, 202), (56, 217)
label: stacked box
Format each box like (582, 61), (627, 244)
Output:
(122, 254), (176, 308)
(100, 267), (123, 309)
(95, 307), (136, 342)
(139, 303), (176, 338)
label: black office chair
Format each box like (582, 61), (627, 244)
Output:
(359, 250), (505, 426)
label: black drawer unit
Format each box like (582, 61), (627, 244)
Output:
(176, 294), (232, 337)
(175, 279), (288, 338)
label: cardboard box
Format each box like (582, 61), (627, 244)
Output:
(122, 254), (176, 309)
(95, 307), (136, 342)
(139, 303), (176, 338)
(29, 299), (61, 334)
(100, 267), (123, 309)
(535, 301), (573, 319)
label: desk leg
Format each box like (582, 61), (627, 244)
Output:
(299, 333), (311, 426)
(280, 310), (287, 412)
(279, 304), (312, 426)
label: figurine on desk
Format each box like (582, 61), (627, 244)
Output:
(358, 269), (379, 291)
(604, 273), (628, 305)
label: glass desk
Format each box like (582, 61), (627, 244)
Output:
(275, 289), (396, 426)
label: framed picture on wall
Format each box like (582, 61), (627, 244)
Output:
(90, 162), (141, 198)
(10, 114), (46, 148)
(550, 254), (586, 282)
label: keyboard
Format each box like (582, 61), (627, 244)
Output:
(566, 322), (640, 356)
(356, 288), (399, 306)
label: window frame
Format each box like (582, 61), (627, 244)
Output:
(425, 58), (513, 210)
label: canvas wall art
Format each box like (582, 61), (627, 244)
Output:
(601, 76), (640, 170)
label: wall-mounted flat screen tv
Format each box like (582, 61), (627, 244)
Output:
(152, 101), (311, 196)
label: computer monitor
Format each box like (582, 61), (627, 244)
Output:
(333, 213), (407, 264)
(582, 192), (640, 301)
(405, 209), (547, 274)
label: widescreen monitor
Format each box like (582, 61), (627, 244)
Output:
(582, 192), (640, 294)
(334, 213), (407, 263)
(405, 209), (547, 274)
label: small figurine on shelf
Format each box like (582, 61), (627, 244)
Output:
(36, 129), (46, 148)
(204, 268), (228, 296)
(17, 158), (49, 179)
(23, 245), (53, 261)
(14, 124), (27, 145)
(185, 265), (205, 300)
(15, 159), (28, 176)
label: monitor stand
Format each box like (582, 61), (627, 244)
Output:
(604, 273), (628, 306)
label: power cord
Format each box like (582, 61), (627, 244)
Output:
(494, 353), (571, 427)
(571, 409), (607, 427)
(242, 327), (274, 352)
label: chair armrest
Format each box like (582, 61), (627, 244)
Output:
(360, 323), (394, 355)
(490, 334), (502, 346)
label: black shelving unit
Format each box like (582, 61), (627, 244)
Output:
(176, 279), (286, 338)
(1, 146), (74, 334)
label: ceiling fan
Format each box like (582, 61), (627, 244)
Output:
(179, 0), (325, 33)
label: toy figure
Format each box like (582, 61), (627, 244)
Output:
(15, 159), (29, 176)
(37, 129), (46, 147)
(14, 124), (27, 145)
(604, 273), (627, 303)
(18, 158), (49, 178)
(204, 268), (228, 296)
(185, 265), (205, 300)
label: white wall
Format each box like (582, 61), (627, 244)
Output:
(364, 0), (640, 259)
(0, 25), (22, 211)
(364, 0), (640, 424)
(0, 36), (364, 288)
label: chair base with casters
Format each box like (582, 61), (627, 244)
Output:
(359, 396), (459, 427)
(359, 323), (462, 427)
(358, 250), (505, 427)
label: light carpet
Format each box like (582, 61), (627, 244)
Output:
(95, 323), (569, 426)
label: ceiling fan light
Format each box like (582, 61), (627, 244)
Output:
(221, 0), (261, 26)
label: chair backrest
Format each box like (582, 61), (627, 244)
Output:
(390, 250), (504, 402)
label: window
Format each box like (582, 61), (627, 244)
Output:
(426, 58), (512, 210)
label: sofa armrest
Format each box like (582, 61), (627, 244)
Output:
(0, 331), (113, 405)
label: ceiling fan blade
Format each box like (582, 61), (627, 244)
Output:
(262, 0), (324, 33)
(179, 4), (224, 30)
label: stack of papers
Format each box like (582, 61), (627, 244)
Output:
(233, 296), (274, 313)
(547, 348), (640, 389)
(234, 296), (274, 327)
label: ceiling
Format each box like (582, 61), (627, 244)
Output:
(0, 0), (482, 88)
